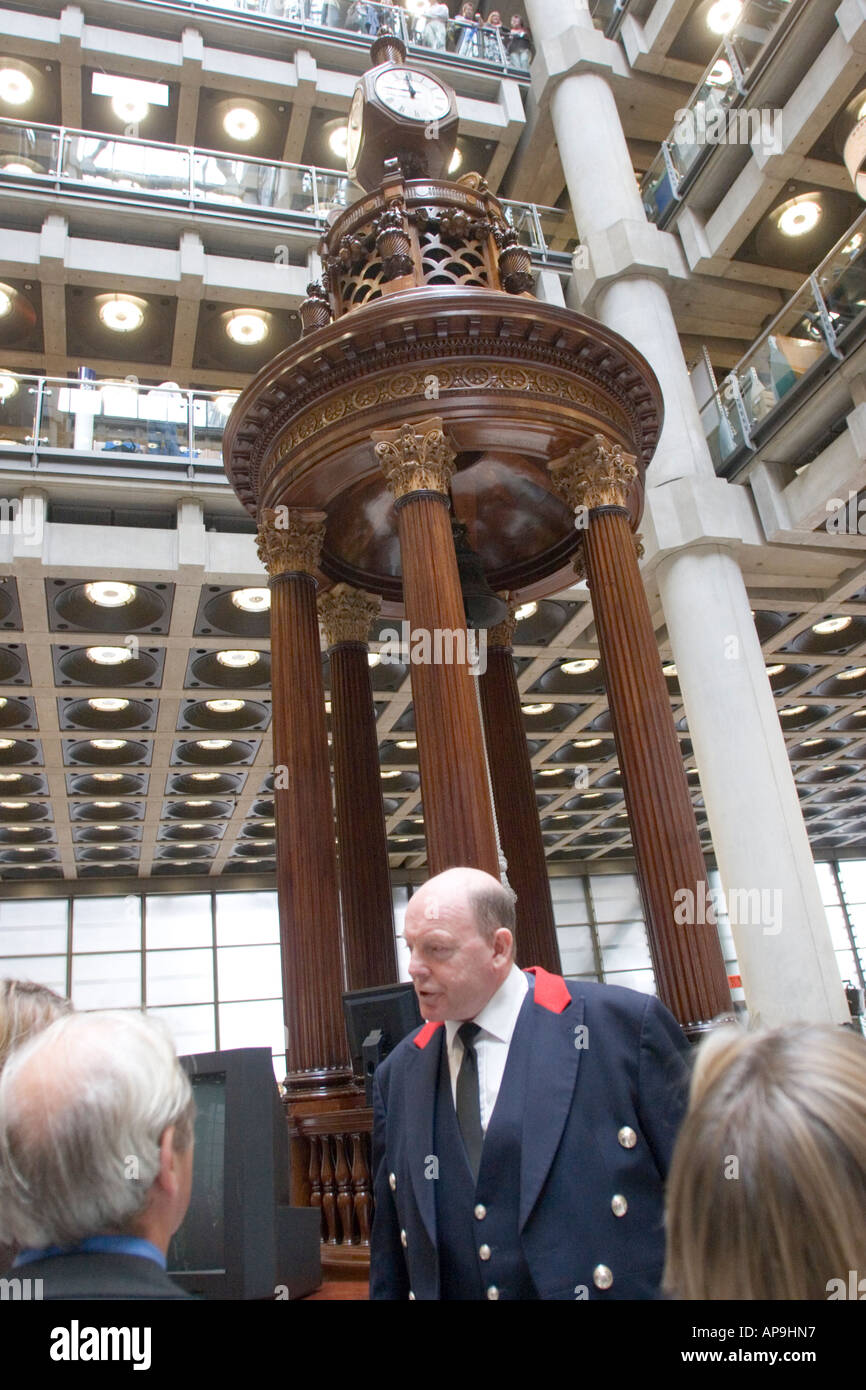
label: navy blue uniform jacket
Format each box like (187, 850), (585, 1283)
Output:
(370, 968), (691, 1300)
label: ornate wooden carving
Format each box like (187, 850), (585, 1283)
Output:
(373, 416), (457, 500)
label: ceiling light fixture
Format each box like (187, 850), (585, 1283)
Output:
(368, 652), (382, 667)
(329, 124), (349, 159)
(706, 0), (742, 35)
(448, 147), (463, 174)
(216, 649), (259, 668)
(84, 581), (137, 608)
(185, 800), (213, 808)
(574, 738), (601, 748)
(111, 93), (149, 123)
(231, 588), (270, 613)
(86, 645), (134, 665)
(213, 392), (240, 416)
(0, 372), (19, 400)
(0, 288), (12, 318)
(0, 773), (21, 781)
(777, 198), (822, 238)
(522, 703), (554, 715)
(0, 799), (27, 808)
(515, 602), (538, 622)
(223, 106), (260, 142)
(225, 311), (269, 345)
(191, 772), (221, 781)
(396, 740), (417, 750)
(662, 662), (678, 676)
(765, 664), (786, 676)
(0, 738), (15, 749)
(93, 772), (124, 782)
(0, 69), (34, 106)
(779, 704), (808, 716)
(811, 616), (852, 635)
(98, 296), (144, 333)
(205, 699), (245, 713)
(93, 801), (122, 808)
(380, 770), (401, 778)
(91, 739), (127, 751)
(196, 739), (232, 750)
(560, 658), (598, 676)
(88, 697), (130, 713)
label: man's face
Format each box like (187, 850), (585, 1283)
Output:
(403, 892), (510, 1022)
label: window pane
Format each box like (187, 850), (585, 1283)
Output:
(216, 944), (281, 1001)
(218, 998), (285, 1053)
(550, 878), (590, 925)
(215, 891), (278, 946)
(0, 955), (67, 994)
(590, 874), (642, 921)
(146, 894), (212, 950)
(824, 905), (852, 952)
(838, 860), (866, 904)
(148, 1003), (216, 1056)
(598, 920), (652, 971)
(835, 948), (858, 989)
(813, 861), (839, 906)
(603, 968), (656, 996)
(394, 886), (411, 982)
(73, 896), (141, 953)
(71, 952), (141, 1010)
(0, 899), (68, 956)
(556, 925), (597, 977)
(147, 948), (214, 1006)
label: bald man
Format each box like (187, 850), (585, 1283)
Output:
(370, 867), (691, 1301)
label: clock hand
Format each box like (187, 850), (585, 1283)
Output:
(406, 74), (416, 98)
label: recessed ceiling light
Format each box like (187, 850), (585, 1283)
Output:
(180, 822), (205, 829)
(6, 824), (32, 832)
(259, 819), (275, 828)
(574, 738), (601, 748)
(196, 739), (232, 750)
(0, 773), (21, 782)
(777, 199), (822, 238)
(14, 845), (36, 853)
(169, 860), (191, 866)
(396, 740), (417, 750)
(213, 392), (240, 415)
(0, 288), (12, 318)
(329, 124), (348, 159)
(216, 650), (259, 668)
(448, 147), (463, 174)
(811, 616), (852, 635)
(582, 791), (602, 798)
(0, 69), (34, 105)
(191, 772), (221, 781)
(93, 801), (122, 808)
(539, 769), (560, 777)
(0, 162), (30, 177)
(662, 662), (678, 676)
(225, 311), (269, 345)
(91, 739), (127, 751)
(765, 664), (786, 676)
(0, 699), (6, 709)
(205, 698), (245, 713)
(95, 823), (121, 832)
(111, 93), (149, 123)
(706, 0), (742, 35)
(231, 588), (270, 613)
(367, 652), (382, 667)
(84, 581), (137, 608)
(780, 704), (808, 716)
(0, 372), (18, 399)
(560, 658), (598, 676)
(0, 800), (27, 808)
(800, 738), (826, 747)
(522, 703), (553, 715)
(515, 602), (538, 622)
(88, 697), (130, 713)
(86, 645), (134, 665)
(0, 738), (15, 749)
(185, 800), (213, 808)
(98, 297), (144, 333)
(839, 667), (866, 680)
(223, 106), (260, 141)
(380, 770), (401, 778)
(844, 232), (864, 255)
(93, 772), (124, 782)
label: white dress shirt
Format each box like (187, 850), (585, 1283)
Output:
(445, 964), (529, 1133)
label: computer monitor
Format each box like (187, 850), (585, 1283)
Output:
(167, 1046), (321, 1300)
(342, 982), (423, 1101)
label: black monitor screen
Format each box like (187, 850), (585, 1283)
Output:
(168, 1072), (227, 1275)
(342, 982), (422, 1078)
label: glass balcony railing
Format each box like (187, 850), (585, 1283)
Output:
(0, 119), (567, 246)
(641, 0), (795, 224)
(133, 0), (533, 74)
(696, 211), (866, 471)
(0, 376), (239, 468)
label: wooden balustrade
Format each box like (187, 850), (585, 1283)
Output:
(294, 1107), (374, 1276)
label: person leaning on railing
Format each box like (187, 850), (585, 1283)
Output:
(506, 13), (532, 70)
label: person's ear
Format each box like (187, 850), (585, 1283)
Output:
(492, 927), (513, 966)
(157, 1124), (180, 1196)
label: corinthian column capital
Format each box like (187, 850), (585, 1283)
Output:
(318, 583), (381, 648)
(547, 434), (638, 513)
(256, 507), (328, 577)
(372, 416), (457, 500)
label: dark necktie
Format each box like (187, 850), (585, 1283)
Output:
(456, 1021), (483, 1181)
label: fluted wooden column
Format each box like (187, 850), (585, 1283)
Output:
(257, 509), (352, 1091)
(373, 418), (499, 877)
(318, 583), (398, 991)
(479, 600), (561, 972)
(549, 437), (732, 1033)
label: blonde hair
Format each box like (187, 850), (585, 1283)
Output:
(0, 978), (71, 1075)
(664, 1023), (866, 1300)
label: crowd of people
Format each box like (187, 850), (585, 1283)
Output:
(0, 871), (865, 1301)
(280, 2), (533, 70)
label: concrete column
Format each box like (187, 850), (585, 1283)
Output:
(525, 0), (849, 1024)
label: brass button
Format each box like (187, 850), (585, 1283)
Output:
(593, 1264), (613, 1290)
(486, 1285), (500, 1300)
(389, 1172), (397, 1190)
(611, 1194), (628, 1218)
(400, 1228), (408, 1247)
(479, 1244), (491, 1261)
(474, 1203), (487, 1220)
(408, 1291), (416, 1301)
(617, 1126), (637, 1149)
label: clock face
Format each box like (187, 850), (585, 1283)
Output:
(373, 68), (451, 123)
(346, 85), (364, 171)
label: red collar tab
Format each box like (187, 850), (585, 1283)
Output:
(526, 967), (571, 1014)
(413, 1020), (445, 1049)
